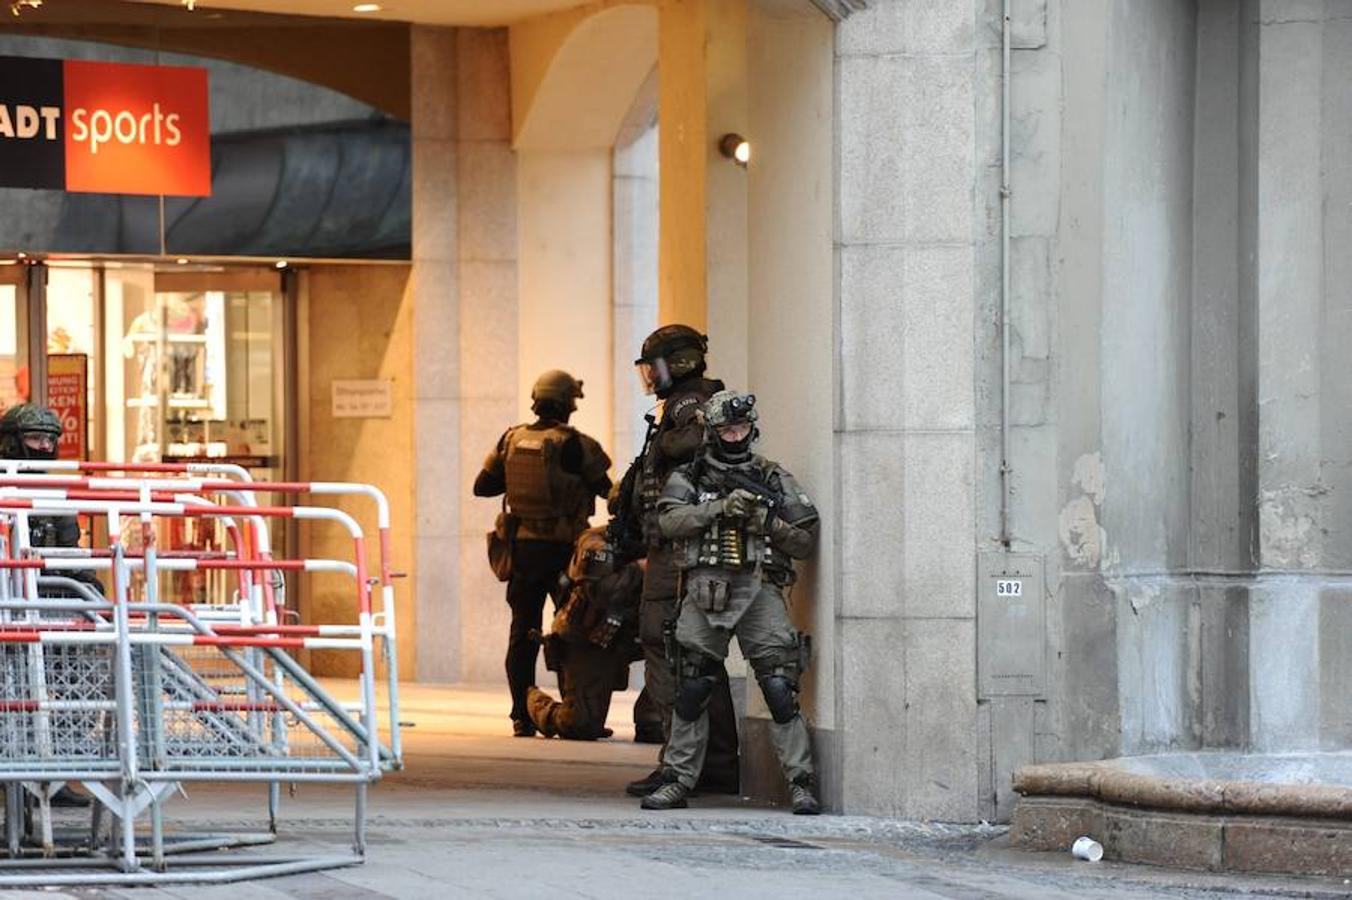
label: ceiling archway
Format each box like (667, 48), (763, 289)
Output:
(513, 3), (658, 151)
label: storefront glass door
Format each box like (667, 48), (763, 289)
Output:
(38, 262), (294, 588)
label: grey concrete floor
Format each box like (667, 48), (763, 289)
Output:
(11, 684), (1352, 898)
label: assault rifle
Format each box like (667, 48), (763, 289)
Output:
(718, 466), (783, 526)
(606, 413), (656, 563)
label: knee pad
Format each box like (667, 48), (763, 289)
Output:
(673, 651), (721, 721)
(674, 674), (717, 721)
(758, 673), (799, 724)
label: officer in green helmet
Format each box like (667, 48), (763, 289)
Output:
(474, 370), (612, 737)
(640, 390), (821, 815)
(0, 403), (95, 808)
(622, 325), (741, 797)
(0, 403), (84, 553)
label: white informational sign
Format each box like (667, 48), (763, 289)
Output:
(331, 379), (393, 419)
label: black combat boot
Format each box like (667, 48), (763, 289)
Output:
(789, 775), (820, 816)
(640, 774), (690, 810)
(512, 719), (537, 738)
(625, 767), (665, 796)
(633, 723), (664, 744)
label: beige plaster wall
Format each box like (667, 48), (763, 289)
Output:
(298, 263), (416, 678)
(746, 0), (836, 729)
(517, 149), (615, 456)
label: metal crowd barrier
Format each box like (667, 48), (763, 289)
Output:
(0, 461), (403, 886)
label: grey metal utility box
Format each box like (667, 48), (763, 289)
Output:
(977, 552), (1046, 698)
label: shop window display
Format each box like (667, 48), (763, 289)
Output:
(42, 264), (288, 601)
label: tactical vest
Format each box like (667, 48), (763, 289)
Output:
(504, 424), (575, 518)
(678, 460), (798, 585)
(552, 528), (616, 642)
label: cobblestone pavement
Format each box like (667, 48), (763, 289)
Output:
(6, 685), (1350, 898)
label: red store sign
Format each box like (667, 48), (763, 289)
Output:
(0, 55), (211, 197)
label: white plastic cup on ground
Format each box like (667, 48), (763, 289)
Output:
(1071, 836), (1104, 862)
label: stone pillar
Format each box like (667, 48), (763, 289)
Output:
(612, 118), (659, 465)
(411, 27), (518, 682)
(657, 0), (749, 354)
(835, 0), (979, 820)
(411, 27), (462, 682)
(1247, 0), (1345, 752)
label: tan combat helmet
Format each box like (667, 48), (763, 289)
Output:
(531, 369), (584, 412)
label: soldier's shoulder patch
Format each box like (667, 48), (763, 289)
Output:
(668, 395), (702, 418)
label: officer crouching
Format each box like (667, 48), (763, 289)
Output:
(526, 523), (644, 740)
(640, 391), (821, 815)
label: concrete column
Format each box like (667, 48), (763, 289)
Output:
(612, 121), (659, 465)
(411, 27), (518, 682)
(835, 0), (979, 820)
(1248, 0), (1330, 752)
(657, 0), (750, 354)
(454, 29), (520, 684)
(411, 26), (463, 682)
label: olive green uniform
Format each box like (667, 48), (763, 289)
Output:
(528, 527), (643, 739)
(656, 454), (818, 790)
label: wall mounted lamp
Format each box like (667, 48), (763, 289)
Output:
(719, 133), (750, 168)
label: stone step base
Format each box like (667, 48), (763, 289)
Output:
(1012, 795), (1352, 876)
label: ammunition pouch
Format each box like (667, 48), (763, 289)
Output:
(688, 574), (731, 613)
(541, 633), (566, 673)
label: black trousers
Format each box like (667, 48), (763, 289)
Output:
(506, 539), (574, 722)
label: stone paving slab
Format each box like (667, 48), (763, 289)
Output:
(7, 686), (1352, 897)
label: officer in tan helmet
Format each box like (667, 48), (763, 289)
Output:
(474, 370), (612, 737)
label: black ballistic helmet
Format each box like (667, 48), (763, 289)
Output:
(0, 404), (62, 460)
(635, 325), (707, 396)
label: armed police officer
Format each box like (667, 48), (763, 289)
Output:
(474, 371), (612, 737)
(640, 391), (821, 814)
(0, 404), (96, 808)
(624, 326), (740, 796)
(0, 404), (99, 595)
(526, 523), (643, 740)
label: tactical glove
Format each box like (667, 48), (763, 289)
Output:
(722, 488), (758, 519)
